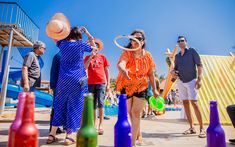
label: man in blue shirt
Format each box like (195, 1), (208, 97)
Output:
(49, 51), (64, 134)
(171, 36), (205, 138)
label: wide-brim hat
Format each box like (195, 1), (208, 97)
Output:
(87, 38), (104, 51)
(46, 13), (71, 40)
(94, 38), (104, 51)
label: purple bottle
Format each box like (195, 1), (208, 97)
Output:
(8, 92), (27, 147)
(207, 101), (226, 147)
(114, 94), (132, 147)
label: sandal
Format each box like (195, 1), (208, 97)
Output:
(183, 128), (196, 135)
(46, 134), (58, 144)
(64, 137), (76, 146)
(198, 129), (206, 138)
(98, 128), (104, 135)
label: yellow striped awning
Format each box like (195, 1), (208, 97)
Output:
(197, 55), (235, 125)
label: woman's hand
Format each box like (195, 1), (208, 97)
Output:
(152, 89), (159, 98)
(121, 69), (131, 80)
(79, 26), (88, 34)
(80, 26), (93, 38)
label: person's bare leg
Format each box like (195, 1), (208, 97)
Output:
(191, 100), (203, 129)
(99, 108), (104, 130)
(183, 100), (194, 128)
(48, 126), (59, 141)
(127, 98), (133, 122)
(94, 109), (97, 129)
(131, 97), (146, 146)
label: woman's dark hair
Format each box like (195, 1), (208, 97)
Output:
(125, 29), (146, 49)
(65, 26), (82, 41)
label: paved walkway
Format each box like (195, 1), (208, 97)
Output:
(0, 108), (234, 147)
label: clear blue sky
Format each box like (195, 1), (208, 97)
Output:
(7, 0), (235, 81)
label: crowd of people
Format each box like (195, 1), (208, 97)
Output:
(20, 15), (235, 146)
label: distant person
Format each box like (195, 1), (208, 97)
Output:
(227, 105), (235, 144)
(171, 36), (206, 138)
(21, 41), (46, 91)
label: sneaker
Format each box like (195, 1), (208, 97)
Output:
(229, 139), (235, 144)
(198, 129), (206, 138)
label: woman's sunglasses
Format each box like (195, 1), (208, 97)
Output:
(130, 37), (144, 42)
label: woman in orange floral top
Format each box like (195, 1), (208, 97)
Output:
(116, 30), (159, 146)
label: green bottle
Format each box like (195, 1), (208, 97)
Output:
(77, 93), (97, 147)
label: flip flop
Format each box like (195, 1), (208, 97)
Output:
(64, 137), (75, 146)
(46, 134), (58, 144)
(183, 128), (196, 135)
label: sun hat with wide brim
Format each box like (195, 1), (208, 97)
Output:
(94, 38), (104, 51)
(87, 38), (104, 51)
(46, 13), (71, 40)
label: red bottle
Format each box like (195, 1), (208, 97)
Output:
(14, 92), (39, 147)
(8, 92), (27, 147)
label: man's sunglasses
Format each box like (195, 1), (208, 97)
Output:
(177, 40), (185, 43)
(130, 37), (144, 42)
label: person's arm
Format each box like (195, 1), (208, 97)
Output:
(80, 26), (96, 50)
(192, 49), (203, 89)
(104, 56), (110, 91)
(22, 66), (29, 92)
(21, 53), (34, 91)
(84, 55), (93, 70)
(196, 66), (203, 89)
(118, 60), (131, 80)
(148, 69), (159, 98)
(105, 66), (110, 91)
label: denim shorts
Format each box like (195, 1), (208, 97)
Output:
(88, 84), (106, 109)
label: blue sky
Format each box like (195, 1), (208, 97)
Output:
(7, 0), (235, 80)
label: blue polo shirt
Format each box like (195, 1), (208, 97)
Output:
(174, 48), (202, 83)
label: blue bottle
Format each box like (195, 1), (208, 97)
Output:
(114, 94), (132, 147)
(207, 101), (226, 147)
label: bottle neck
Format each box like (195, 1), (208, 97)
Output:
(15, 93), (26, 120)
(81, 95), (94, 127)
(118, 94), (128, 120)
(22, 93), (35, 123)
(210, 101), (220, 126)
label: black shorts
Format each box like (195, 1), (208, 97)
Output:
(121, 89), (147, 100)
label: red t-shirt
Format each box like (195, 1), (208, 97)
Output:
(84, 54), (110, 84)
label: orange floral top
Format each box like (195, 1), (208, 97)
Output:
(116, 50), (156, 97)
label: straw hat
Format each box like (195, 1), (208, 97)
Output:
(94, 38), (104, 51)
(46, 13), (71, 40)
(87, 38), (104, 51)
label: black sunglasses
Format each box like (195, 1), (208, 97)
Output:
(177, 40), (185, 43)
(130, 37), (144, 42)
